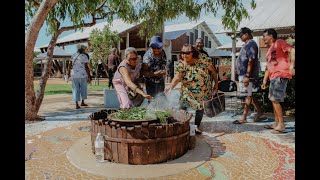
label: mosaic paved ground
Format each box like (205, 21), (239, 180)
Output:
(25, 121), (295, 179)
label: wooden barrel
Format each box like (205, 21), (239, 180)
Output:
(90, 109), (192, 165)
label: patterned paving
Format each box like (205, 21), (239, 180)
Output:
(25, 120), (295, 179)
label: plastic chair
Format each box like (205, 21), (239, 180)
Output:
(218, 80), (244, 117)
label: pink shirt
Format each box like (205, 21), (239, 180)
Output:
(266, 39), (292, 80)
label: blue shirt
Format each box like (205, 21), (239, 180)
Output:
(237, 40), (260, 79)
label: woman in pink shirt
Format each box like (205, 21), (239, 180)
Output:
(112, 47), (152, 108)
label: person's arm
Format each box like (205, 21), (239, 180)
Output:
(281, 40), (295, 75)
(288, 47), (295, 75)
(141, 64), (165, 77)
(164, 73), (182, 93)
(243, 59), (254, 86)
(67, 60), (72, 78)
(85, 63), (91, 80)
(119, 67), (152, 100)
(243, 44), (257, 86)
(261, 67), (269, 90)
(208, 64), (219, 92)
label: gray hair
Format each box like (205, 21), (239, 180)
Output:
(125, 47), (137, 58)
(110, 48), (117, 54)
(76, 44), (87, 50)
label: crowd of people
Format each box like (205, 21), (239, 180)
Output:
(67, 27), (295, 134)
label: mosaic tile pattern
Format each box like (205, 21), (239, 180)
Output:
(25, 121), (295, 179)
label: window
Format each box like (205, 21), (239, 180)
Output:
(194, 29), (198, 41)
(205, 36), (208, 47)
(190, 32), (194, 45)
(209, 40), (211, 48)
(201, 31), (204, 40)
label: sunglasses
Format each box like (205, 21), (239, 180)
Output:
(180, 51), (192, 55)
(151, 47), (161, 50)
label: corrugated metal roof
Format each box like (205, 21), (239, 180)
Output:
(164, 30), (189, 40)
(40, 20), (222, 48)
(36, 46), (72, 59)
(164, 20), (221, 46)
(34, 47), (41, 53)
(216, 0), (295, 34)
(217, 41), (244, 50)
(165, 21), (204, 32)
(39, 19), (139, 48)
(208, 49), (232, 57)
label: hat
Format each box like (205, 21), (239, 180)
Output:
(125, 47), (137, 58)
(76, 44), (87, 50)
(238, 27), (252, 36)
(149, 36), (163, 48)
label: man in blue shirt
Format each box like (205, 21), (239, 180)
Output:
(233, 27), (265, 124)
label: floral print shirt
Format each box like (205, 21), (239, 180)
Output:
(175, 59), (213, 110)
(142, 48), (168, 83)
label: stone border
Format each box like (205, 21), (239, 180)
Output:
(66, 136), (211, 178)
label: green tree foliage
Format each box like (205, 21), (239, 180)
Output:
(25, 0), (137, 35)
(134, 0), (256, 40)
(89, 26), (121, 69)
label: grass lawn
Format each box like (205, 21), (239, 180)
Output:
(36, 84), (109, 95)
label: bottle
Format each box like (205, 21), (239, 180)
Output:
(95, 133), (105, 162)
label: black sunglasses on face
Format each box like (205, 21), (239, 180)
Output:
(151, 47), (161, 50)
(180, 51), (192, 55)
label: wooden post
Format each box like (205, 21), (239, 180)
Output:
(126, 32), (130, 48)
(231, 34), (236, 81)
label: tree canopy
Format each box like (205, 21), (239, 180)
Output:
(89, 26), (121, 68)
(26, 0), (256, 41)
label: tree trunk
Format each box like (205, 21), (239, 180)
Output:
(94, 65), (99, 85)
(25, 0), (59, 121)
(35, 29), (62, 114)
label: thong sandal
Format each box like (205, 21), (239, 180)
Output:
(254, 115), (268, 122)
(264, 125), (274, 129)
(232, 120), (247, 124)
(271, 129), (287, 134)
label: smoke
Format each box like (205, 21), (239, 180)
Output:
(142, 90), (181, 111)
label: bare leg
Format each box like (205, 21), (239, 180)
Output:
(239, 96), (252, 123)
(252, 96), (265, 121)
(81, 100), (88, 106)
(272, 101), (285, 131)
(76, 101), (80, 109)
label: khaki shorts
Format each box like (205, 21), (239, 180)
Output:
(239, 76), (253, 96)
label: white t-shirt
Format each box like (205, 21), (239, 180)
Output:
(71, 53), (89, 79)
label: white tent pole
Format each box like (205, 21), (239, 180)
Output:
(231, 34), (236, 81)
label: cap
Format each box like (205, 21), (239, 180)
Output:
(149, 35), (163, 48)
(238, 27), (252, 36)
